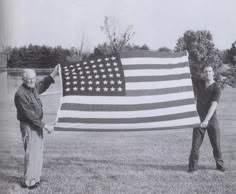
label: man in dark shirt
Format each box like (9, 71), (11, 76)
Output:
(14, 66), (58, 189)
(188, 65), (225, 173)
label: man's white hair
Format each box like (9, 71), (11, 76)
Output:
(22, 69), (36, 79)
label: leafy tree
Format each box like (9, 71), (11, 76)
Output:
(85, 47), (105, 60)
(95, 42), (113, 56)
(92, 43), (150, 58)
(220, 49), (230, 64)
(158, 47), (172, 52)
(123, 43), (150, 51)
(225, 41), (236, 86)
(8, 45), (70, 68)
(228, 42), (236, 64)
(101, 16), (135, 54)
(175, 30), (224, 87)
(66, 47), (82, 62)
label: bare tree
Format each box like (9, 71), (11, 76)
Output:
(67, 32), (86, 62)
(101, 16), (135, 53)
(1, 41), (12, 63)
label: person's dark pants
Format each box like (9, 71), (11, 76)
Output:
(188, 118), (224, 170)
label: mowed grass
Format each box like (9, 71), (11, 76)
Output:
(0, 88), (236, 194)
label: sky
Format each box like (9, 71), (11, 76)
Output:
(1, 0), (236, 51)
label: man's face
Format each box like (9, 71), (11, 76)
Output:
(203, 66), (214, 81)
(23, 71), (36, 88)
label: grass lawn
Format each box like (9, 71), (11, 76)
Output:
(0, 87), (236, 194)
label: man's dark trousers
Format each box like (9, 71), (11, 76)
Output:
(189, 117), (224, 170)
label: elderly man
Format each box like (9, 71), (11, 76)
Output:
(14, 65), (58, 189)
(188, 65), (225, 173)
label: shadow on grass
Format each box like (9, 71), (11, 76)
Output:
(0, 173), (22, 185)
(45, 157), (211, 172)
(0, 160), (23, 186)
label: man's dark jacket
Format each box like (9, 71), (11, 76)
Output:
(14, 76), (54, 128)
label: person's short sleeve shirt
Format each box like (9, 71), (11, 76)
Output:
(196, 80), (221, 119)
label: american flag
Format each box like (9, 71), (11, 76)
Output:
(54, 51), (200, 131)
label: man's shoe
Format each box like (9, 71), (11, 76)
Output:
(216, 166), (225, 172)
(35, 181), (41, 187)
(28, 183), (39, 190)
(20, 182), (27, 189)
(187, 169), (197, 173)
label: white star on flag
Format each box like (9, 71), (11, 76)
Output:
(96, 87), (101, 91)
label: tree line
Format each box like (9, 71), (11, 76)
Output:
(7, 45), (70, 68)
(3, 16), (236, 87)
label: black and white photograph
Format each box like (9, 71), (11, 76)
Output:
(0, 0), (236, 193)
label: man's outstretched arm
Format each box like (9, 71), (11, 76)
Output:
(200, 101), (218, 128)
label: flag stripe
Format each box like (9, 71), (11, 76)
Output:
(58, 111), (198, 124)
(61, 98), (195, 111)
(57, 104), (196, 118)
(126, 79), (192, 90)
(125, 73), (190, 82)
(123, 62), (188, 70)
(124, 67), (190, 77)
(55, 117), (199, 130)
(120, 50), (187, 58)
(126, 86), (193, 96)
(54, 124), (198, 132)
(120, 56), (188, 65)
(60, 92), (194, 105)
